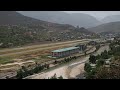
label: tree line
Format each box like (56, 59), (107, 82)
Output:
(16, 63), (49, 79)
(84, 39), (120, 79)
(16, 56), (78, 79)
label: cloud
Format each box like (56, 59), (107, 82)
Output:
(63, 11), (120, 20)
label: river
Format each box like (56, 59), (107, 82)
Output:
(25, 44), (110, 79)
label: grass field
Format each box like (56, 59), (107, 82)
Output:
(0, 57), (14, 64)
(0, 39), (93, 78)
(0, 39), (90, 55)
(0, 39), (91, 59)
(0, 45), (96, 79)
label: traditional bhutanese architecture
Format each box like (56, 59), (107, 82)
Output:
(51, 47), (80, 58)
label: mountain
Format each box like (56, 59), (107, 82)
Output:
(88, 21), (120, 33)
(102, 15), (120, 23)
(0, 11), (96, 48)
(18, 11), (101, 28)
(0, 11), (42, 25)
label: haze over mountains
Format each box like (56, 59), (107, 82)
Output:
(88, 15), (120, 33)
(102, 15), (120, 23)
(88, 21), (120, 33)
(18, 11), (101, 28)
(0, 11), (95, 34)
(0, 11), (97, 48)
(0, 11), (120, 35)
(18, 11), (120, 33)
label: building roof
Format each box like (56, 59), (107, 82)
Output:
(52, 47), (79, 53)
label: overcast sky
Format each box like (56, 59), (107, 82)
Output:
(18, 11), (120, 20)
(63, 11), (120, 20)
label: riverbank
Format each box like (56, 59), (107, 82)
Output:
(25, 44), (109, 79)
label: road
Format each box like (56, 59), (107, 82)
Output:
(0, 39), (91, 57)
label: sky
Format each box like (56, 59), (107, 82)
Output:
(18, 11), (120, 20)
(63, 11), (120, 20)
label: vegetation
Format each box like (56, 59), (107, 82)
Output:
(16, 56), (78, 79)
(84, 63), (92, 73)
(54, 56), (77, 64)
(84, 39), (120, 79)
(0, 12), (98, 48)
(89, 55), (96, 64)
(0, 57), (14, 64)
(16, 64), (49, 79)
(0, 24), (97, 48)
(48, 74), (63, 79)
(0, 26), (35, 48)
(94, 65), (120, 79)
(96, 59), (105, 67)
(89, 21), (120, 33)
(101, 50), (110, 59)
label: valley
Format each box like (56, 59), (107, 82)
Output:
(0, 11), (120, 79)
(25, 44), (109, 79)
(0, 39), (94, 79)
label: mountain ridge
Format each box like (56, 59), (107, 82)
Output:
(18, 11), (101, 28)
(88, 21), (120, 33)
(102, 15), (120, 23)
(0, 11), (96, 48)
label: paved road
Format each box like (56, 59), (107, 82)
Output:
(0, 39), (91, 57)
(0, 39), (90, 53)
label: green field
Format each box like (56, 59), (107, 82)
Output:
(0, 57), (14, 64)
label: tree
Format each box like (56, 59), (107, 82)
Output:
(94, 65), (120, 79)
(58, 76), (63, 79)
(108, 50), (113, 56)
(34, 66), (39, 73)
(101, 50), (109, 59)
(16, 69), (24, 79)
(49, 74), (64, 79)
(49, 74), (57, 79)
(96, 59), (105, 67)
(84, 63), (92, 73)
(96, 54), (101, 60)
(89, 55), (96, 64)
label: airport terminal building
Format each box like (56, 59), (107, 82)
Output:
(51, 47), (80, 58)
